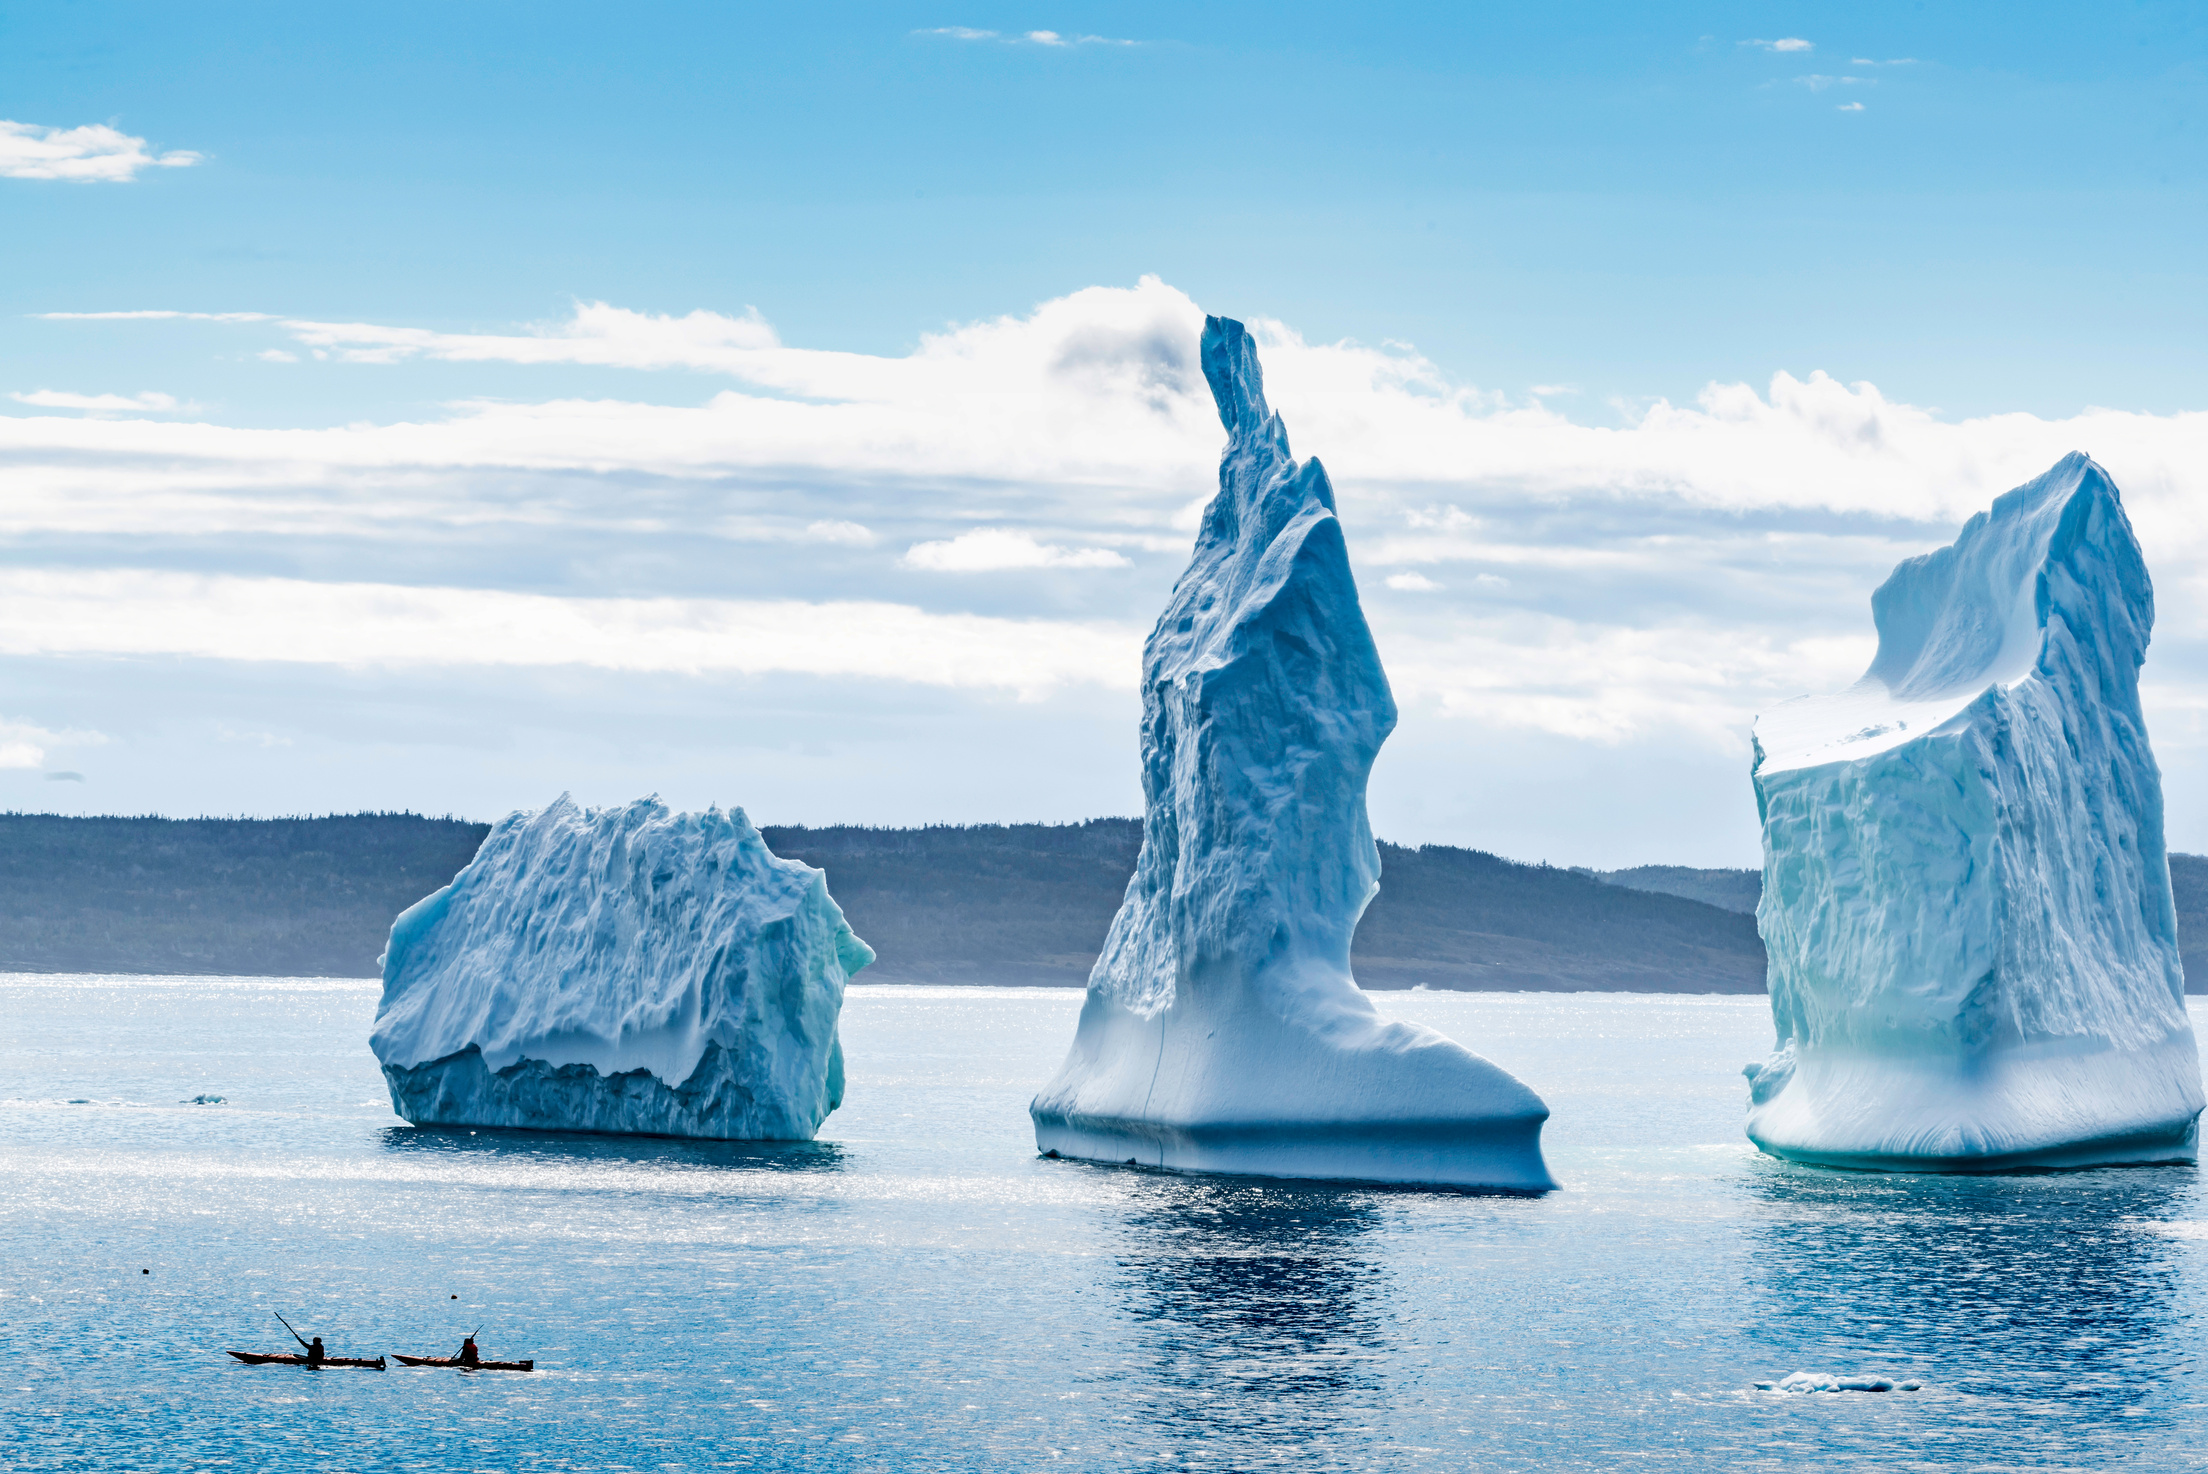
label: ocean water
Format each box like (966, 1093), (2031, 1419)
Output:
(5, 976), (2208, 1471)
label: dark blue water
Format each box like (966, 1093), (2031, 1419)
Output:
(5, 976), (2207, 1471)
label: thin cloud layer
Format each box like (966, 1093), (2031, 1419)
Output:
(0, 571), (1137, 696)
(904, 529), (1129, 571)
(11, 389), (183, 413)
(0, 120), (201, 182)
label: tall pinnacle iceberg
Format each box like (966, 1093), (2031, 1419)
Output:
(372, 795), (872, 1141)
(1029, 316), (1554, 1190)
(1747, 454), (2202, 1170)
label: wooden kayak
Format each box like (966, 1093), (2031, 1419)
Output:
(393, 1353), (535, 1371)
(227, 1351), (387, 1369)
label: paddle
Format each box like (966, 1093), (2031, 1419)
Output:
(274, 1312), (312, 1353)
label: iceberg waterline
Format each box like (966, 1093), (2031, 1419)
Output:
(1747, 453), (2203, 1170)
(370, 794), (872, 1141)
(1029, 315), (1555, 1190)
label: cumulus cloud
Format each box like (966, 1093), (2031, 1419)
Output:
(0, 120), (202, 182)
(1743, 38), (1813, 52)
(903, 528), (1130, 571)
(1385, 572), (1440, 592)
(20, 277), (2208, 759)
(0, 718), (107, 771)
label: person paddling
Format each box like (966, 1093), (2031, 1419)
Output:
(307, 1335), (326, 1366)
(458, 1334), (480, 1367)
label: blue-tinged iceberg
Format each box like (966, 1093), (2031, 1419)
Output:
(370, 795), (872, 1140)
(1029, 316), (1554, 1191)
(1747, 453), (2202, 1170)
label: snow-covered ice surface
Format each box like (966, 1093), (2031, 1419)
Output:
(1029, 316), (1553, 1190)
(370, 794), (872, 1140)
(1747, 453), (2203, 1170)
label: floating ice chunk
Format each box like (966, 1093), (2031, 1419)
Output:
(370, 794), (872, 1140)
(1747, 454), (2202, 1170)
(1757, 1372), (1915, 1393)
(1028, 316), (1553, 1190)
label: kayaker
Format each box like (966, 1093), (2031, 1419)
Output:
(459, 1336), (479, 1367)
(307, 1336), (326, 1366)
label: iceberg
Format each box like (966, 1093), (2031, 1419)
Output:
(1029, 315), (1554, 1191)
(1747, 453), (2202, 1170)
(370, 795), (872, 1140)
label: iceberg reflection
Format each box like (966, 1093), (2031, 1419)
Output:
(1104, 1175), (1393, 1462)
(1741, 1162), (2192, 1411)
(376, 1124), (847, 1175)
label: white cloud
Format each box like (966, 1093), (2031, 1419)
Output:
(1797, 75), (1871, 92)
(0, 718), (107, 770)
(279, 301), (783, 370)
(37, 310), (271, 322)
(20, 276), (2208, 761)
(0, 570), (1138, 698)
(258, 349), (300, 363)
(0, 120), (202, 182)
(10, 389), (183, 414)
(917, 26), (1139, 46)
(1838, 102), (1866, 112)
(1385, 572), (1440, 592)
(903, 528), (1130, 571)
(1743, 38), (1813, 52)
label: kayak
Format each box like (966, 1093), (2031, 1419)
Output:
(393, 1353), (535, 1372)
(227, 1351), (387, 1369)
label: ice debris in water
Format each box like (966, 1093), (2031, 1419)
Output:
(1028, 315), (1553, 1190)
(1757, 1372), (1921, 1393)
(1746, 454), (2203, 1170)
(370, 794), (873, 1141)
(182, 1095), (225, 1105)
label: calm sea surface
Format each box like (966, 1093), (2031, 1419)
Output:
(6, 976), (2208, 1471)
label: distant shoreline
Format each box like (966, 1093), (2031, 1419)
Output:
(1, 811), (2201, 993)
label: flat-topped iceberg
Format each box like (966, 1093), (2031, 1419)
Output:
(371, 794), (872, 1140)
(1029, 315), (1554, 1191)
(1747, 453), (2201, 1170)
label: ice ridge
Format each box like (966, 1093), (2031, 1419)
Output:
(371, 794), (872, 1140)
(1747, 453), (2202, 1170)
(1028, 315), (1554, 1190)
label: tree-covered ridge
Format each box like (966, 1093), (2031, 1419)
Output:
(0, 810), (2199, 993)
(0, 812), (490, 977)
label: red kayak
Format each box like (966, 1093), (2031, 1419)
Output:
(227, 1350), (387, 1369)
(393, 1353), (534, 1372)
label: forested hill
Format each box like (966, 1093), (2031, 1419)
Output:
(0, 811), (2201, 993)
(0, 812), (490, 977)
(763, 820), (1768, 992)
(1598, 857), (2208, 994)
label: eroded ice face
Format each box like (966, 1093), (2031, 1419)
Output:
(1745, 452), (2200, 1171)
(1755, 452), (2104, 778)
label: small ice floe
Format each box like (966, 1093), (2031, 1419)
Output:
(1756, 1371), (1923, 1394)
(182, 1094), (225, 1105)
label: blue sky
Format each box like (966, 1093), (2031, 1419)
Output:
(3, 2), (2206, 865)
